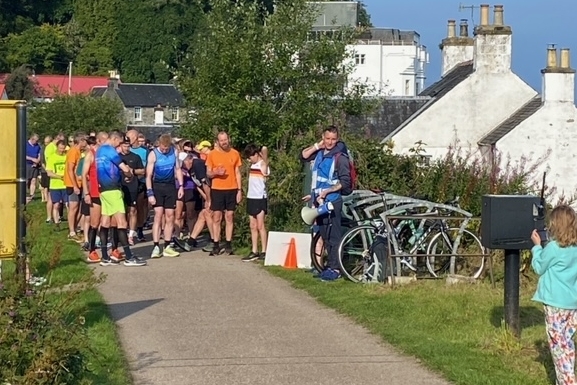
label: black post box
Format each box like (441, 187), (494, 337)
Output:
(481, 195), (545, 250)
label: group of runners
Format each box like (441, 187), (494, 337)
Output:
(27, 130), (270, 268)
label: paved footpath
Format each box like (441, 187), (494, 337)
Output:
(96, 238), (451, 385)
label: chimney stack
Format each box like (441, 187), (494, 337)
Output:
(493, 5), (504, 26)
(473, 4), (512, 74)
(541, 46), (575, 104)
(440, 19), (474, 76)
(547, 45), (558, 68)
(459, 19), (469, 37)
(447, 20), (456, 38)
(561, 48), (571, 69)
(107, 69), (120, 90)
(480, 4), (490, 26)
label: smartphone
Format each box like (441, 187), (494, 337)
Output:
(537, 229), (548, 242)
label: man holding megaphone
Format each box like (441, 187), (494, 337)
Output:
(300, 125), (352, 281)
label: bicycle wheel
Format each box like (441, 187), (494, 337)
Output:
(425, 228), (485, 279)
(337, 224), (378, 283)
(310, 231), (326, 272)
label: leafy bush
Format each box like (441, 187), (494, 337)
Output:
(0, 277), (93, 385)
(0, 212), (99, 385)
(231, 134), (550, 249)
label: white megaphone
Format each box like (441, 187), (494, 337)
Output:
(301, 202), (334, 225)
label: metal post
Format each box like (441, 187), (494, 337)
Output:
(504, 249), (520, 338)
(15, 102), (27, 289)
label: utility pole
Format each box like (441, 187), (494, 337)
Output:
(68, 62), (73, 95)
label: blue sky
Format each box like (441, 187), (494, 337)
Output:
(363, 0), (577, 91)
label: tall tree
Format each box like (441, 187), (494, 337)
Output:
(111, 0), (204, 83)
(177, 0), (370, 150)
(4, 64), (36, 101)
(4, 24), (71, 73)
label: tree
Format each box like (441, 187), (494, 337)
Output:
(111, 0), (204, 83)
(4, 24), (71, 73)
(4, 64), (36, 101)
(177, 0), (370, 151)
(28, 95), (125, 137)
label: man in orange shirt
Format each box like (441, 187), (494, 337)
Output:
(65, 132), (87, 241)
(205, 131), (242, 255)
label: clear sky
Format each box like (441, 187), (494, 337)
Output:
(363, 0), (577, 91)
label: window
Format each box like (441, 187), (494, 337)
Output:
(134, 107), (142, 121)
(171, 107), (179, 121)
(354, 54), (365, 65)
(404, 80), (410, 96)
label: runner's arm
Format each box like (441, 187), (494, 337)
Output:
(133, 157), (145, 176)
(81, 151), (92, 196)
(145, 151), (156, 191)
(66, 156), (79, 189)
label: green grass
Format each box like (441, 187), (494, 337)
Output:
(267, 266), (556, 385)
(1, 201), (132, 384)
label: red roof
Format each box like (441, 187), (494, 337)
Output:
(33, 75), (110, 98)
(0, 74), (110, 98)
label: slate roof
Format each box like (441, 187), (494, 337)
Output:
(347, 97), (430, 139)
(92, 83), (185, 107)
(478, 96), (542, 145)
(381, 60), (474, 143)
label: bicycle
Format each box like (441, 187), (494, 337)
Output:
(337, 198), (486, 283)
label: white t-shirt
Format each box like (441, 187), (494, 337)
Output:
(247, 160), (270, 199)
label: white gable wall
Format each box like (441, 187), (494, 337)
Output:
(496, 56), (577, 201)
(389, 72), (537, 156)
(387, 10), (539, 158)
(496, 103), (577, 200)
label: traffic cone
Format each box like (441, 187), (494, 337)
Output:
(283, 238), (298, 269)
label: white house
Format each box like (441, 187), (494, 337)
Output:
(382, 4), (538, 159)
(347, 28), (428, 96)
(308, 1), (428, 97)
(480, 47), (577, 200)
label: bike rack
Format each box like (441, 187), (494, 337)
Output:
(318, 191), (494, 287)
(380, 211), (494, 288)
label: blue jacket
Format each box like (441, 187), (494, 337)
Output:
(308, 142), (351, 203)
(531, 240), (577, 310)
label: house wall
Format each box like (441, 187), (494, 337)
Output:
(347, 42), (427, 96)
(389, 72), (537, 157)
(124, 106), (186, 126)
(388, 11), (538, 158)
(496, 58), (577, 201)
(496, 103), (577, 201)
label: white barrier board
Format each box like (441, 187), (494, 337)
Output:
(264, 231), (312, 269)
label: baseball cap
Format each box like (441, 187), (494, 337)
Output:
(195, 140), (212, 151)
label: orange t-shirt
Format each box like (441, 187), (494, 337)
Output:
(64, 147), (82, 188)
(206, 148), (241, 190)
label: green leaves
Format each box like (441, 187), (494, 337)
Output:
(5, 24), (71, 73)
(28, 94), (124, 137)
(178, 0), (365, 151)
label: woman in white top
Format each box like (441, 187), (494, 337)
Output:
(242, 144), (270, 262)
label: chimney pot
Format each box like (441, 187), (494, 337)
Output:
(459, 19), (469, 37)
(547, 46), (558, 68)
(480, 4), (490, 26)
(447, 20), (456, 38)
(561, 48), (571, 69)
(493, 5), (504, 26)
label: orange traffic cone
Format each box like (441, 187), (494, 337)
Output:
(283, 238), (298, 269)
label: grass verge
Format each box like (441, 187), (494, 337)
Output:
(266, 266), (555, 385)
(1, 201), (132, 384)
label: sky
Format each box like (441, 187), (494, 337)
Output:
(363, 0), (577, 91)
